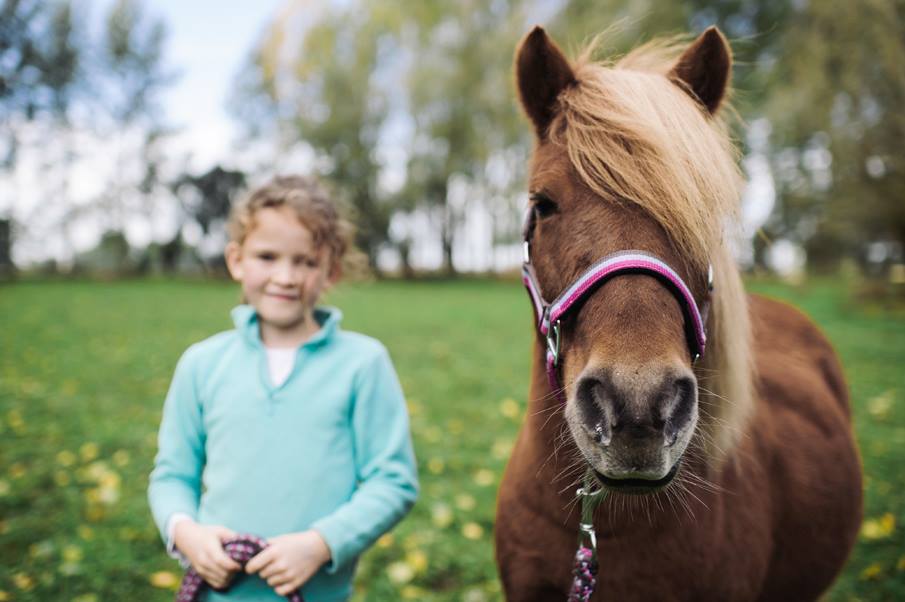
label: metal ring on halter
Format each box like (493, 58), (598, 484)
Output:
(523, 241), (531, 263)
(546, 319), (561, 365)
(576, 484), (605, 500)
(707, 263), (714, 291)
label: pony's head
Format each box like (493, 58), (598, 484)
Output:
(516, 26), (752, 493)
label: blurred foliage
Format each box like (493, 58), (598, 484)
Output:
(230, 0), (904, 276)
(2, 0), (903, 276)
(1, 0), (175, 265)
(0, 278), (903, 599)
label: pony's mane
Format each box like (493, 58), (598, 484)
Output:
(550, 37), (753, 463)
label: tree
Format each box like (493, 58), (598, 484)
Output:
(233, 1), (404, 274)
(171, 165), (247, 248)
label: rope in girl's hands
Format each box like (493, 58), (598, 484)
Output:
(176, 534), (304, 602)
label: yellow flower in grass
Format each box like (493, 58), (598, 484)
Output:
(80, 442), (99, 462)
(62, 545), (83, 563)
(386, 561), (414, 585)
(59, 561), (81, 576)
(112, 450), (130, 467)
(431, 503), (453, 529)
(405, 549), (428, 574)
(56, 450), (76, 467)
(860, 513), (895, 540)
(455, 493), (476, 511)
(376, 533), (394, 549)
(492, 439), (513, 460)
(462, 522), (484, 540)
(150, 571), (179, 589)
(12, 573), (34, 591)
(860, 563), (883, 581)
(463, 588), (488, 602)
(499, 398), (520, 419)
(0, 590), (10, 601)
(867, 390), (894, 420)
(473, 469), (494, 487)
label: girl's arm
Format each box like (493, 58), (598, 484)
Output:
(148, 348), (206, 544)
(310, 345), (419, 572)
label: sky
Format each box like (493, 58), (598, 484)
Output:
(142, 0), (287, 171)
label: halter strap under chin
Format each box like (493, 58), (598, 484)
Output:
(522, 243), (712, 403)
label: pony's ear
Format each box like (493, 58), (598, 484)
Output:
(515, 26), (576, 139)
(669, 26), (732, 115)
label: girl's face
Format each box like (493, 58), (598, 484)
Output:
(225, 206), (334, 345)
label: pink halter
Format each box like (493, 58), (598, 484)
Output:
(522, 244), (711, 402)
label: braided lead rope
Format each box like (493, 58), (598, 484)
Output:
(567, 470), (607, 602)
(176, 534), (304, 602)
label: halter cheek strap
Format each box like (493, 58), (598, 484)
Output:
(522, 244), (711, 402)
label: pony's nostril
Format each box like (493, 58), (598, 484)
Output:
(664, 376), (697, 445)
(576, 377), (613, 446)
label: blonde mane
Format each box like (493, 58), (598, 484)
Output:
(550, 39), (753, 463)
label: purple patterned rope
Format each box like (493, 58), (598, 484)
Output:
(176, 534), (304, 602)
(567, 546), (598, 602)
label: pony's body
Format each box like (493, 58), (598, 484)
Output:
(496, 27), (861, 601)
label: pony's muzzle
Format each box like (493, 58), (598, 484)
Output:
(574, 366), (698, 478)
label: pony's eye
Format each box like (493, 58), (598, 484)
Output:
(530, 193), (558, 218)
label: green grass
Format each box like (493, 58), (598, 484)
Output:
(0, 277), (902, 601)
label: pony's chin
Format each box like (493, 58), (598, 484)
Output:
(593, 460), (681, 495)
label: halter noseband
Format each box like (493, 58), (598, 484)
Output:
(521, 238), (712, 403)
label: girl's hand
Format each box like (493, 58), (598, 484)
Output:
(173, 520), (241, 589)
(245, 530), (332, 596)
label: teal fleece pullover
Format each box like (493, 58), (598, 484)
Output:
(148, 305), (419, 601)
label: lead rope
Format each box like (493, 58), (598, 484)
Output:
(176, 534), (304, 602)
(567, 470), (607, 602)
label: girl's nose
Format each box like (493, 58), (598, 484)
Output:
(272, 261), (295, 284)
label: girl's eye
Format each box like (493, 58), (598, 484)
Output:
(295, 256), (319, 268)
(530, 193), (558, 218)
(258, 253), (276, 261)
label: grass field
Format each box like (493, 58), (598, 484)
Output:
(1, 277), (903, 601)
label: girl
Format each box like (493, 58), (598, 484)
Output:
(149, 175), (418, 601)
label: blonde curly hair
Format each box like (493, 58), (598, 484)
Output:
(227, 175), (354, 279)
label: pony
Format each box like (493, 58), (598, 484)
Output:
(495, 26), (862, 601)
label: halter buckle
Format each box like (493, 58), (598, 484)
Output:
(546, 319), (561, 365)
(523, 241), (531, 264)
